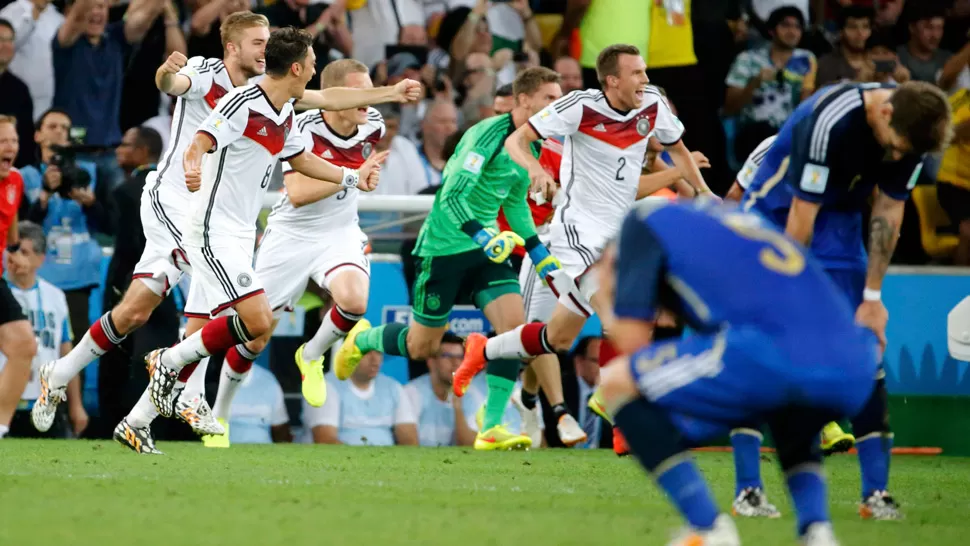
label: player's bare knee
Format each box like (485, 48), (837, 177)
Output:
(546, 329), (576, 353)
(242, 308), (274, 339)
(112, 302), (150, 333)
(4, 326), (38, 364)
(246, 335), (270, 354)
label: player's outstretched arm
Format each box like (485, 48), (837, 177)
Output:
(296, 79), (422, 111)
(289, 150), (388, 191)
(665, 141), (713, 195)
(123, 0), (167, 44)
(155, 52), (191, 96)
(282, 171), (345, 208)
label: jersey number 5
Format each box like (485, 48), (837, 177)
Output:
(723, 214), (805, 276)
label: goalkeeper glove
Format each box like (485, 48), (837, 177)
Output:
(528, 244), (561, 283)
(473, 228), (525, 263)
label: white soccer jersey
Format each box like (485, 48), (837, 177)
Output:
(268, 107), (385, 239)
(184, 84), (307, 247)
(736, 135), (777, 190)
(0, 279), (71, 401)
(529, 87), (685, 234)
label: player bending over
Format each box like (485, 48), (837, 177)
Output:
(331, 67), (566, 451)
(599, 199), (880, 546)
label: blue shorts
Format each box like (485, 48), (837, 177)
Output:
(826, 267), (865, 309)
(629, 326), (876, 443)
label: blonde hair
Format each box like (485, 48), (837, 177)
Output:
(220, 11), (270, 50)
(0, 115), (16, 129)
(321, 59), (369, 88)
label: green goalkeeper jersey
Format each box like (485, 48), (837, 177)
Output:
(414, 113), (540, 258)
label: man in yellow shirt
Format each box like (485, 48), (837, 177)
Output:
(937, 88), (970, 264)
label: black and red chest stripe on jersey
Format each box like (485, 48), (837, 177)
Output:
(243, 111), (293, 155)
(204, 83), (229, 110)
(309, 130), (380, 169)
(577, 103), (658, 149)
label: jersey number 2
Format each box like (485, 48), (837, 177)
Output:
(723, 214), (805, 276)
(260, 165), (273, 189)
(615, 157), (626, 181)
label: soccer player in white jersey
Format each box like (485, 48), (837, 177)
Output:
(200, 59), (385, 447)
(30, 15), (421, 452)
(143, 27), (384, 420)
(455, 44), (711, 379)
(725, 134), (777, 202)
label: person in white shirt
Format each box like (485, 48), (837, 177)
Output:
(347, 0), (425, 67)
(414, 100), (458, 186)
(371, 102), (432, 196)
(0, 0), (64, 120)
(2, 221), (86, 438)
(402, 332), (475, 446)
(304, 351), (418, 446)
(219, 364), (292, 445)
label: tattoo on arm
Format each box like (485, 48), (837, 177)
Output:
(866, 213), (898, 288)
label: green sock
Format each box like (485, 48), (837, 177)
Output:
(354, 323), (410, 358)
(483, 359), (520, 431)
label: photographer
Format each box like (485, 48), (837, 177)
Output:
(19, 108), (111, 345)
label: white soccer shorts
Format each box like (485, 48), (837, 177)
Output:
(545, 223), (608, 318)
(254, 226), (370, 318)
(132, 173), (192, 296)
(184, 238), (264, 317)
(182, 277), (211, 319)
(519, 245), (558, 323)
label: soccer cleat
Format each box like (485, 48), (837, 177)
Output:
(145, 349), (179, 417)
(113, 418), (163, 455)
(174, 392), (225, 436)
(801, 522), (839, 546)
(453, 333), (487, 397)
(30, 361), (66, 432)
(511, 389), (543, 447)
(667, 514), (740, 546)
(295, 343), (327, 406)
(334, 319), (370, 381)
(474, 425), (532, 451)
(859, 490), (902, 520)
(557, 414), (587, 447)
(731, 487), (782, 518)
(820, 422), (854, 455)
(613, 427), (629, 456)
(202, 418), (231, 448)
(587, 388), (612, 424)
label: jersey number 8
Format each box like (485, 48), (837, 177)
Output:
(260, 165), (273, 189)
(722, 214), (805, 276)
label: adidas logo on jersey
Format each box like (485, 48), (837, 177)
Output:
(593, 123), (607, 132)
(257, 127), (268, 136)
(322, 150), (334, 159)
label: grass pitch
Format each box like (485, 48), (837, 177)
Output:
(1, 440), (968, 545)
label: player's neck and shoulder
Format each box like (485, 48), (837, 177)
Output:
(221, 82), (295, 118)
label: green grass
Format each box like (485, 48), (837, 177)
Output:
(2, 440), (969, 545)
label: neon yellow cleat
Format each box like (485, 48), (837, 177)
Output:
(474, 403), (485, 431)
(202, 418), (230, 448)
(820, 421), (854, 455)
(295, 343), (327, 407)
(334, 319), (370, 380)
(474, 425), (532, 451)
(587, 388), (613, 425)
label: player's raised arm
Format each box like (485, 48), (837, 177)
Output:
(155, 53), (199, 97)
(296, 79), (422, 111)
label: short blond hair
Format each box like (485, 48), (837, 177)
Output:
(220, 11), (270, 50)
(321, 59), (369, 88)
(0, 115), (16, 129)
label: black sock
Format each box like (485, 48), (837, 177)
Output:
(520, 390), (538, 410)
(552, 403), (569, 420)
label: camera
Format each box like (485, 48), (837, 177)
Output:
(48, 144), (91, 198)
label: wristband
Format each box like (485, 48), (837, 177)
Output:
(863, 288), (881, 302)
(340, 167), (359, 188)
(472, 229), (492, 247)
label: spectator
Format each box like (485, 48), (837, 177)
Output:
(554, 0), (649, 89)
(865, 30), (911, 85)
(347, 0), (425, 67)
(816, 6), (874, 87)
(20, 109), (110, 346)
(0, 19), (33, 168)
(554, 56), (583, 94)
(0, 0), (63, 121)
(416, 100), (458, 187)
(897, 8), (951, 86)
(402, 332), (476, 447)
(458, 51), (497, 126)
(52, 0), (166, 188)
(223, 364), (292, 444)
(142, 100), (175, 153)
(936, 88), (970, 265)
(379, 51), (426, 141)
(3, 221), (86, 439)
(492, 82), (513, 115)
(370, 102), (429, 196)
(187, 0), (250, 59)
(724, 6), (817, 162)
(258, 0), (352, 89)
(305, 351), (419, 446)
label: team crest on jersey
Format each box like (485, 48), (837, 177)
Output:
(237, 273), (252, 288)
(362, 142), (373, 159)
(427, 293), (441, 311)
(6, 185), (15, 204)
(636, 117), (652, 136)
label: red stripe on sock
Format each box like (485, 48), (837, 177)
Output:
(89, 316), (115, 351)
(178, 361), (199, 382)
(598, 338), (620, 368)
(199, 316), (238, 354)
(329, 306), (359, 333)
(226, 346), (254, 374)
(520, 322), (548, 356)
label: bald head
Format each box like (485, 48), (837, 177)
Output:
(554, 56), (582, 93)
(422, 101), (459, 149)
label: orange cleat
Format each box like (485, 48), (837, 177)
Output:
(613, 427), (629, 457)
(453, 333), (488, 397)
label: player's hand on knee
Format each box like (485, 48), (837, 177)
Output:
(856, 299), (888, 356)
(473, 228), (524, 263)
(527, 244), (560, 284)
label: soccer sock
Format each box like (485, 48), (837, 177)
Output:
(176, 361), (199, 387)
(354, 323), (410, 358)
(182, 357), (211, 400)
(786, 464), (830, 536)
(551, 403), (569, 421)
(126, 389), (159, 428)
(520, 389), (538, 410)
(613, 397), (719, 530)
(851, 378), (892, 498)
(598, 337), (620, 368)
(730, 428), (765, 495)
(161, 316), (252, 371)
(484, 323), (554, 360)
(51, 312), (127, 387)
(482, 359), (520, 431)
(304, 306), (363, 362)
(212, 345), (258, 420)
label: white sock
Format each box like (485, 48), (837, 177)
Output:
(485, 325), (531, 359)
(212, 360), (249, 420)
(182, 357), (210, 400)
(303, 306), (363, 361)
(51, 313), (125, 387)
(126, 389), (159, 428)
(0, 424), (9, 438)
(162, 329), (210, 371)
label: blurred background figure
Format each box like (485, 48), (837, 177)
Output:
(403, 332), (475, 447)
(222, 363), (292, 444)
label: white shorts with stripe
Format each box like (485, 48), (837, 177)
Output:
(255, 226), (370, 317)
(184, 237), (265, 317)
(132, 172), (192, 296)
(545, 222), (607, 318)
